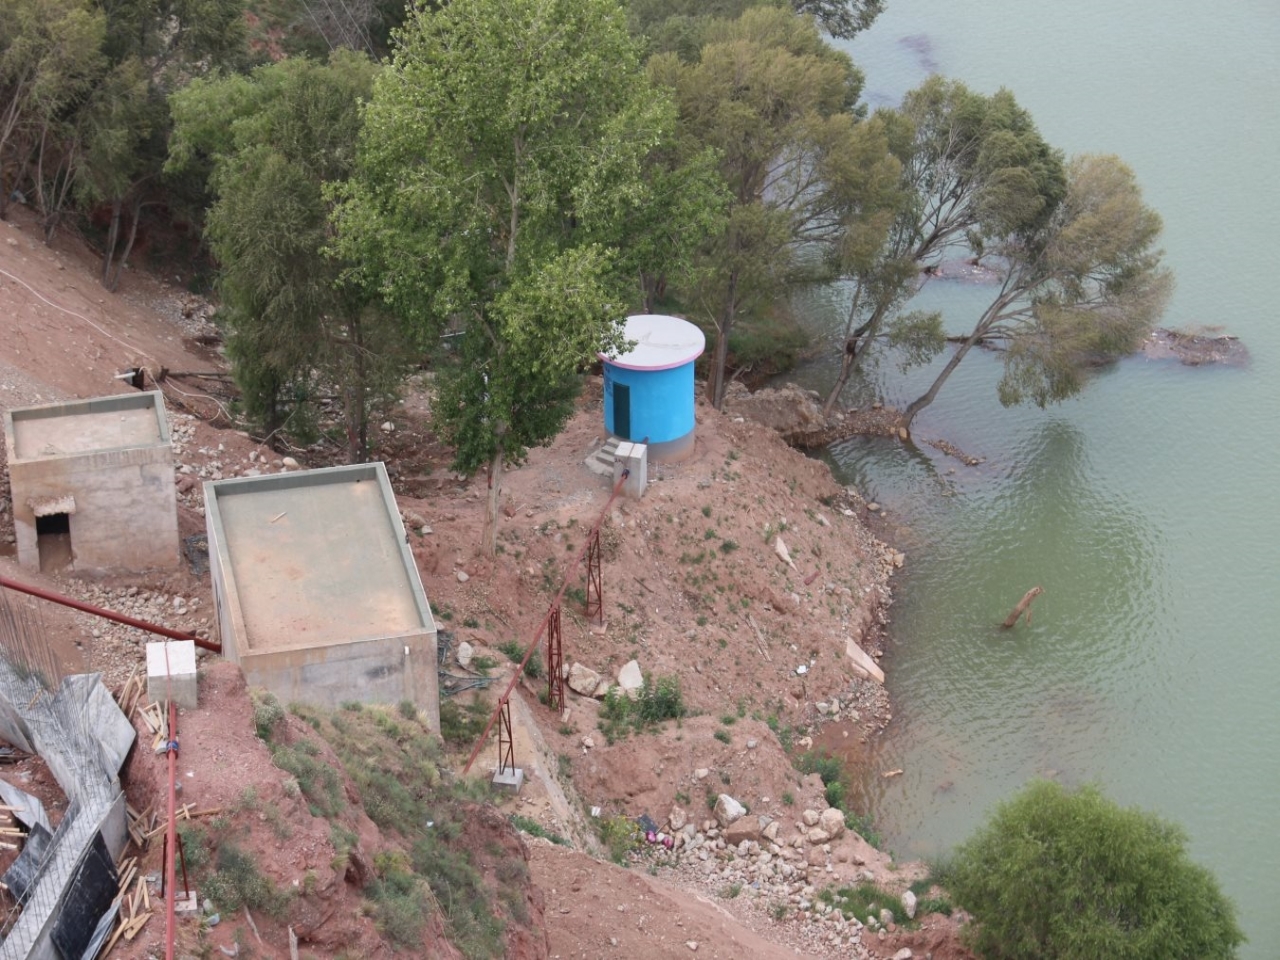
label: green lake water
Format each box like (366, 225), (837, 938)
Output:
(785, 2), (1280, 953)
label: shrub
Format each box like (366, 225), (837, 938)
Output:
(251, 690), (285, 742)
(948, 781), (1245, 960)
(203, 843), (294, 918)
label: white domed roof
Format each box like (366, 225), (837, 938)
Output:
(600, 314), (705, 371)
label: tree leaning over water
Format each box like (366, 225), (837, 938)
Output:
(334, 0), (710, 555)
(651, 5), (901, 409)
(898, 153), (1173, 430)
(821, 77), (1069, 415)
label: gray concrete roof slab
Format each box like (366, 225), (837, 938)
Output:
(208, 463), (429, 652)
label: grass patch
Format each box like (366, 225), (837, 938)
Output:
(818, 882), (908, 927)
(202, 842), (295, 918)
(250, 689), (285, 742)
(439, 698), (490, 747)
(509, 814), (569, 846)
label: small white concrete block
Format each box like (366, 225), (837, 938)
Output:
(491, 767), (525, 794)
(146, 640), (199, 709)
(619, 443), (648, 499)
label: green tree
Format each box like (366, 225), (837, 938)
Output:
(948, 780), (1244, 960)
(169, 51), (405, 460)
(0, 0), (106, 229)
(650, 6), (900, 408)
(899, 153), (1172, 429)
(822, 77), (1069, 415)
(629, 0), (883, 58)
(335, 0), (701, 554)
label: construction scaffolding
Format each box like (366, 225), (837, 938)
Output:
(0, 587), (134, 960)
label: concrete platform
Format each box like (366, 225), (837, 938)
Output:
(491, 767), (525, 794)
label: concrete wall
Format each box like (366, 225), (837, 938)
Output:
(4, 393), (178, 574)
(10, 447), (179, 573)
(239, 630), (438, 715)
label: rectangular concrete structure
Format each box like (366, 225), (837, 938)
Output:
(146, 641), (198, 709)
(205, 463), (439, 731)
(613, 442), (648, 499)
(3, 392), (179, 574)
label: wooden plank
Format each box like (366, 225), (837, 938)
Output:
(122, 912), (151, 941)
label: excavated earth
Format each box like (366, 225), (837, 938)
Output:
(0, 207), (974, 958)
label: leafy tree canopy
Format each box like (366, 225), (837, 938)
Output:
(334, 0), (707, 551)
(170, 51), (403, 458)
(948, 780), (1244, 960)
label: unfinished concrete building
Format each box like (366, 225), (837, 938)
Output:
(3, 392), (179, 574)
(204, 463), (440, 731)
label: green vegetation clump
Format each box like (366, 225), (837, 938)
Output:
(948, 781), (1244, 960)
(598, 675), (686, 743)
(509, 814), (568, 846)
(250, 689), (285, 742)
(819, 882), (907, 927)
(202, 842), (295, 918)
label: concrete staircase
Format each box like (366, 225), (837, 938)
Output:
(584, 436), (620, 478)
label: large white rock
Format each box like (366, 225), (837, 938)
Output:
(713, 794), (746, 828)
(818, 807), (845, 839)
(616, 659), (644, 699)
(902, 889), (918, 920)
(566, 662), (603, 696)
(456, 641), (474, 668)
(774, 536), (796, 569)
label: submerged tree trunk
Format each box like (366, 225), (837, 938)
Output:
(1001, 586), (1043, 629)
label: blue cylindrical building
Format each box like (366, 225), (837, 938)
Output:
(599, 314), (705, 461)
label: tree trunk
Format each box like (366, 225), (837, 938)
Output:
(707, 271), (739, 410)
(899, 331), (982, 429)
(483, 444), (504, 557)
(102, 199), (122, 287)
(1001, 586), (1043, 629)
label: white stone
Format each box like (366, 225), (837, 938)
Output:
(774, 536), (796, 569)
(456, 569), (470, 583)
(566, 663), (603, 696)
(802, 809), (821, 827)
(282, 456), (300, 469)
(818, 807), (846, 839)
(902, 890), (917, 920)
(616, 659), (644, 698)
(456, 641), (474, 667)
(713, 794), (746, 828)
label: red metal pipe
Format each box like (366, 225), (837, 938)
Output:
(165, 697), (178, 960)
(0, 574), (221, 652)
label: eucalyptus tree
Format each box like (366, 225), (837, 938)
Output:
(650, 5), (901, 408)
(334, 0), (709, 555)
(822, 77), (1069, 414)
(898, 153), (1173, 429)
(169, 52), (403, 461)
(0, 0), (106, 227)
